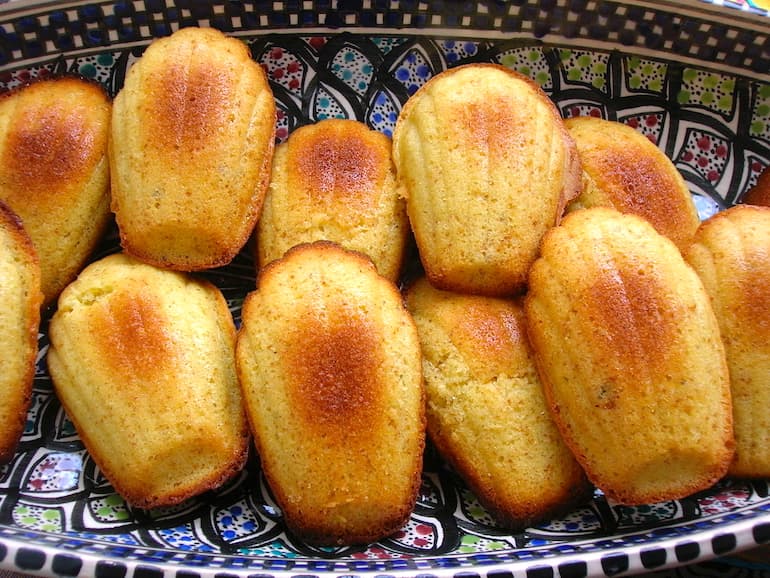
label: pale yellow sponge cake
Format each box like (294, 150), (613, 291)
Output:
(742, 165), (770, 207)
(685, 205), (770, 478)
(47, 253), (249, 509)
(392, 63), (581, 296)
(525, 207), (734, 505)
(257, 119), (408, 281)
(110, 26), (276, 271)
(236, 241), (425, 545)
(404, 278), (591, 528)
(0, 77), (112, 306)
(565, 116), (700, 251)
(0, 201), (43, 463)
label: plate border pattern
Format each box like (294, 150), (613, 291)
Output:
(0, 509), (769, 577)
(1, 0), (770, 79)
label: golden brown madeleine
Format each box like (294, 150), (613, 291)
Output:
(110, 26), (276, 270)
(742, 165), (770, 206)
(47, 253), (249, 509)
(565, 116), (700, 251)
(405, 278), (591, 528)
(0, 201), (43, 463)
(0, 77), (111, 306)
(257, 119), (408, 281)
(525, 207), (733, 505)
(685, 205), (770, 477)
(392, 63), (581, 297)
(236, 242), (425, 545)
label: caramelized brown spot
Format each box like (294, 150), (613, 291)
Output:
(581, 264), (672, 380)
(291, 129), (385, 207)
(97, 290), (174, 381)
(743, 165), (770, 207)
(3, 102), (97, 199)
(736, 254), (770, 340)
(150, 63), (232, 151)
(286, 304), (382, 433)
(450, 301), (529, 379)
(454, 97), (525, 156)
(589, 149), (689, 235)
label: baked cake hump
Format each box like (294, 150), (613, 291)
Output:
(110, 26), (276, 270)
(258, 119), (408, 281)
(392, 63), (581, 296)
(236, 241), (425, 545)
(47, 253), (249, 508)
(565, 116), (700, 251)
(0, 201), (42, 463)
(525, 207), (734, 504)
(0, 77), (112, 305)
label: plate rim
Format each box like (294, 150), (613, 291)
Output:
(0, 489), (767, 577)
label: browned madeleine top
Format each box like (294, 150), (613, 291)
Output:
(258, 119), (407, 281)
(235, 241), (425, 545)
(0, 77), (109, 209)
(110, 26), (276, 271)
(391, 63), (581, 297)
(565, 116), (700, 251)
(283, 292), (385, 437)
(238, 241), (425, 452)
(288, 119), (391, 208)
(0, 76), (112, 303)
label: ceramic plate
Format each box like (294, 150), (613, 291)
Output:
(1, 1), (770, 577)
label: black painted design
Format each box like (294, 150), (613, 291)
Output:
(712, 533), (738, 556)
(95, 560), (129, 578)
(15, 547), (45, 571)
(754, 522), (770, 545)
(525, 565), (554, 578)
(52, 553), (84, 576)
(640, 546), (668, 569)
(600, 553), (629, 575)
(556, 561), (588, 578)
(674, 541), (702, 563)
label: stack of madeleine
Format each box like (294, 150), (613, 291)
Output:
(1, 25), (768, 550)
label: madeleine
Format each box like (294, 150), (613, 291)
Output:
(685, 204), (770, 478)
(236, 242), (425, 545)
(0, 77), (111, 305)
(526, 207), (733, 504)
(392, 63), (580, 296)
(110, 26), (276, 270)
(47, 253), (248, 508)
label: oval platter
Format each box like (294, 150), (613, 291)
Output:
(0, 1), (770, 577)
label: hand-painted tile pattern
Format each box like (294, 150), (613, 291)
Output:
(0, 1), (768, 577)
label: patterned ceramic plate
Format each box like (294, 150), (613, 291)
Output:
(1, 1), (770, 577)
